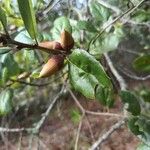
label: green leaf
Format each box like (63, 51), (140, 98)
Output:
(120, 90), (141, 116)
(0, 7), (7, 29)
(0, 53), (20, 77)
(90, 26), (124, 55)
(69, 49), (112, 100)
(89, 1), (110, 22)
(128, 117), (143, 136)
(137, 143), (150, 150)
(23, 50), (37, 71)
(133, 55), (150, 73)
(77, 20), (97, 32)
(140, 89), (150, 103)
(51, 16), (72, 40)
(1, 67), (9, 85)
(14, 30), (33, 44)
(95, 85), (114, 107)
(137, 117), (150, 146)
(128, 115), (150, 146)
(0, 47), (11, 55)
(132, 10), (150, 23)
(17, 0), (37, 39)
(0, 89), (13, 115)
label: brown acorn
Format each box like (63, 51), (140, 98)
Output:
(60, 30), (74, 51)
(39, 55), (64, 78)
(39, 41), (63, 50)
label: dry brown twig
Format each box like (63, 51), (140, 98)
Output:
(68, 87), (124, 149)
(89, 118), (126, 150)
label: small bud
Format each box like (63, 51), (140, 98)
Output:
(60, 30), (74, 51)
(17, 72), (31, 79)
(39, 55), (64, 78)
(39, 41), (63, 50)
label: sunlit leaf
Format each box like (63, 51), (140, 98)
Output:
(77, 20), (97, 32)
(0, 7), (7, 29)
(17, 0), (37, 39)
(89, 1), (110, 22)
(51, 16), (72, 40)
(69, 49), (112, 101)
(133, 55), (150, 73)
(0, 89), (13, 115)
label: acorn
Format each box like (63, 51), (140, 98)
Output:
(39, 41), (63, 51)
(60, 30), (74, 51)
(39, 55), (64, 78)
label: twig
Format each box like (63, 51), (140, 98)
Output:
(103, 53), (127, 91)
(124, 0), (146, 17)
(89, 118), (126, 150)
(17, 132), (23, 150)
(74, 114), (84, 150)
(28, 134), (34, 150)
(96, 0), (121, 14)
(9, 72), (67, 87)
(37, 0), (61, 19)
(0, 85), (65, 133)
(123, 20), (150, 28)
(34, 85), (65, 131)
(118, 67), (150, 81)
(85, 116), (95, 142)
(0, 34), (65, 54)
(88, 0), (146, 50)
(0, 127), (33, 133)
(68, 88), (122, 117)
(85, 110), (123, 118)
(68, 88), (85, 113)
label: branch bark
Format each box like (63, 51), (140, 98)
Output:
(89, 118), (126, 150)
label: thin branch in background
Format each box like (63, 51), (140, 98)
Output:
(118, 66), (150, 81)
(68, 88), (123, 117)
(68, 87), (124, 149)
(96, 0), (121, 14)
(38, 0), (61, 19)
(85, 116), (96, 142)
(121, 49), (141, 55)
(88, 0), (146, 50)
(123, 20), (150, 28)
(28, 134), (34, 150)
(0, 33), (65, 54)
(68, 88), (85, 113)
(17, 132), (23, 150)
(0, 84), (65, 133)
(85, 110), (123, 118)
(74, 114), (84, 150)
(34, 84), (65, 131)
(9, 73), (66, 87)
(89, 118), (127, 150)
(103, 53), (127, 91)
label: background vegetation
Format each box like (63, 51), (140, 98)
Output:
(0, 0), (150, 149)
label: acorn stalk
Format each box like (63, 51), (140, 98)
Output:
(39, 41), (63, 50)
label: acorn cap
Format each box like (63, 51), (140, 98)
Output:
(60, 30), (74, 51)
(39, 55), (64, 78)
(39, 41), (63, 50)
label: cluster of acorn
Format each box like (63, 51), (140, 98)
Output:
(39, 30), (74, 78)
